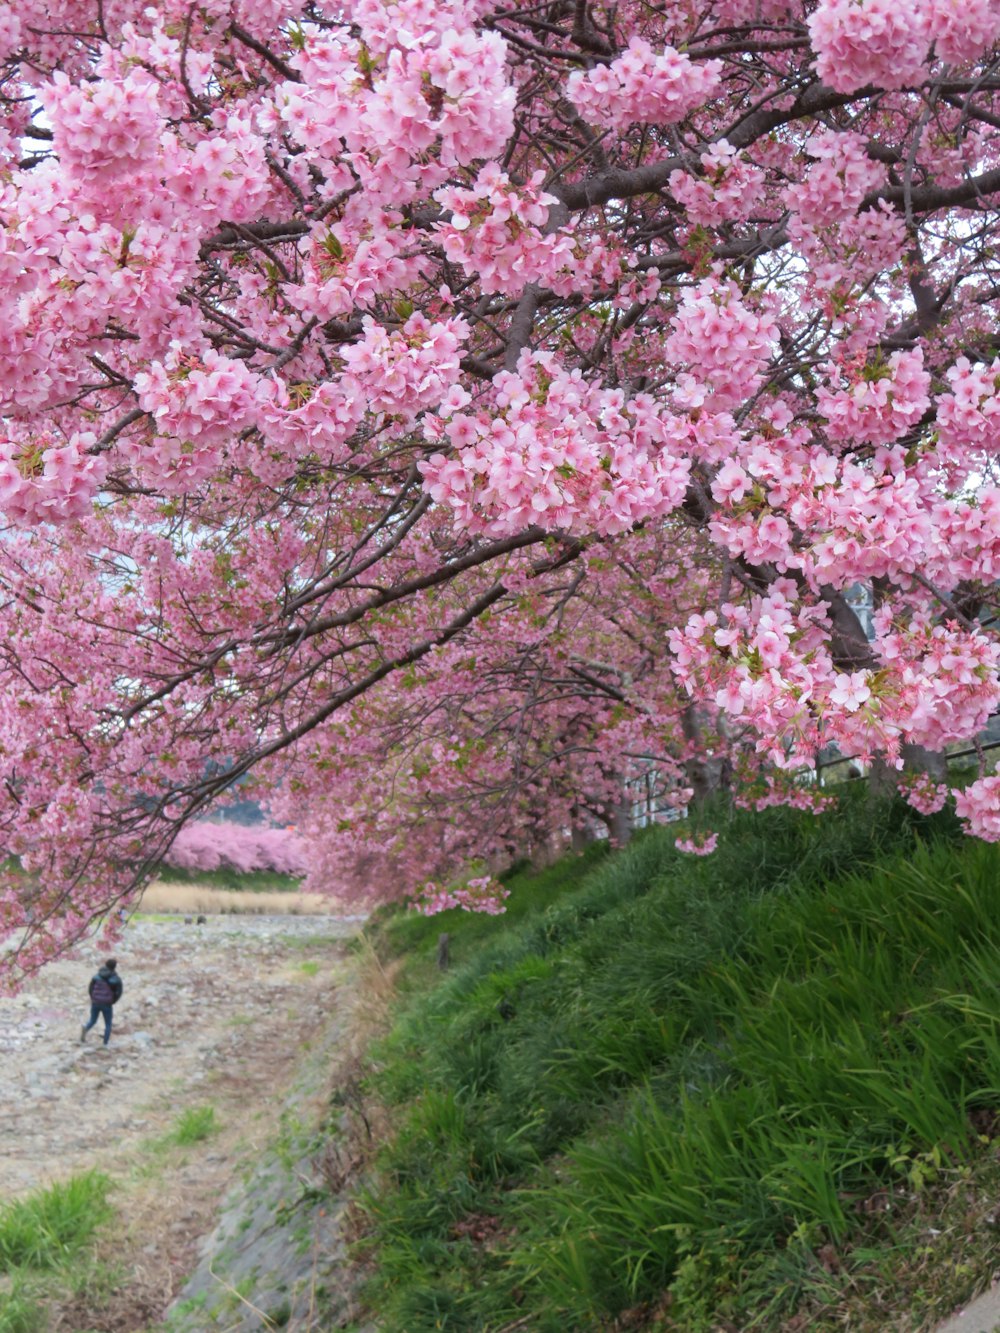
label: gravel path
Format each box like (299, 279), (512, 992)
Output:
(1, 914), (360, 1197)
(1, 912), (367, 1330)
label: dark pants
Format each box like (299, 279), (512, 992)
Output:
(83, 1003), (113, 1044)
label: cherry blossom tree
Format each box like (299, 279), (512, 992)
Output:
(272, 525), (717, 908)
(165, 822), (307, 876)
(0, 0), (999, 972)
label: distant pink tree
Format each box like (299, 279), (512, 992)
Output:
(165, 823), (308, 877)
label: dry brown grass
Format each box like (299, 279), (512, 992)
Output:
(139, 881), (339, 915)
(349, 930), (402, 1029)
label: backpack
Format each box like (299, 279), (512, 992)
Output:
(91, 974), (114, 1005)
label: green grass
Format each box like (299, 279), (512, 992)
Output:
(0, 1172), (112, 1272)
(142, 1104), (221, 1159)
(169, 1106), (219, 1146)
(355, 790), (1000, 1330)
(365, 841), (610, 988)
(154, 865), (303, 892)
(0, 1173), (115, 1333)
(0, 1277), (44, 1333)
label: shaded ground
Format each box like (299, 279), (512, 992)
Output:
(0, 908), (364, 1330)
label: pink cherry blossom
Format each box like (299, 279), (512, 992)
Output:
(828, 671), (872, 713)
(567, 37), (722, 129)
(954, 776), (1000, 841)
(675, 832), (718, 856)
(817, 349), (931, 448)
(410, 875), (510, 915)
(926, 0), (1000, 65)
(807, 0), (929, 92)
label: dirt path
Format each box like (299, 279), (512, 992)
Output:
(0, 911), (365, 1330)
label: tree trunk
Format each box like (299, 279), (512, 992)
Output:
(570, 818), (592, 855)
(681, 704), (730, 806)
(609, 795), (632, 847)
(436, 932), (450, 970)
(596, 786), (633, 847)
(869, 743), (947, 802)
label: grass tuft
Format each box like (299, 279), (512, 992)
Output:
(0, 1172), (113, 1273)
(169, 1105), (219, 1146)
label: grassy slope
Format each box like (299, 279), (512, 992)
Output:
(355, 791), (1000, 1331)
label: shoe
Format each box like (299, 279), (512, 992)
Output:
(80, 1025), (87, 1043)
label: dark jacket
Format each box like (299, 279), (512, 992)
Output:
(89, 966), (123, 1005)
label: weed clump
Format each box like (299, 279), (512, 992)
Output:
(0, 1171), (115, 1333)
(169, 1106), (219, 1146)
(0, 1171), (112, 1272)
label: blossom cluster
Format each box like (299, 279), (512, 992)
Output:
(0, 433), (107, 524)
(257, 381), (367, 466)
(671, 574), (1000, 772)
(927, 0), (999, 65)
(132, 349), (268, 486)
(955, 776), (1000, 841)
(733, 776), (838, 815)
(135, 349), (265, 449)
(668, 140), (765, 226)
(43, 68), (163, 182)
(567, 36), (722, 129)
(421, 351), (691, 536)
(436, 165), (587, 298)
(664, 278), (778, 411)
(899, 773), (949, 815)
(784, 131), (885, 227)
(669, 581), (834, 767)
(675, 832), (718, 855)
(341, 313), (468, 420)
(805, 205), (909, 300)
(410, 874), (510, 915)
(808, 0), (1000, 93)
(875, 614), (1000, 752)
(707, 437), (942, 588)
(929, 488), (1000, 588)
(291, 220), (422, 323)
(816, 349), (931, 448)
(936, 356), (1000, 469)
(272, 14), (514, 194)
(807, 0), (929, 92)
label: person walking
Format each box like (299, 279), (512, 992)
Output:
(80, 958), (123, 1047)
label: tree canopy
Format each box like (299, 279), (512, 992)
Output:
(1, 0), (999, 972)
